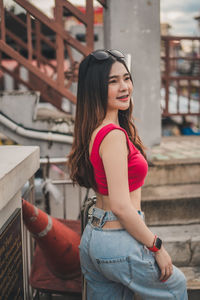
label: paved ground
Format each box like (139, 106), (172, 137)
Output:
(150, 135), (200, 162)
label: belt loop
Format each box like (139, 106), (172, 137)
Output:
(90, 215), (94, 225)
(98, 211), (107, 228)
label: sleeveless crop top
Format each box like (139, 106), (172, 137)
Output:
(90, 123), (148, 195)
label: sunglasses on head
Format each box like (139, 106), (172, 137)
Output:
(90, 49), (125, 61)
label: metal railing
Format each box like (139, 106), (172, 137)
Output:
(0, 0), (106, 110)
(22, 157), (88, 299)
(22, 176), (36, 300)
(161, 35), (200, 117)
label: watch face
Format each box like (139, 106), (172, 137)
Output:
(155, 237), (162, 249)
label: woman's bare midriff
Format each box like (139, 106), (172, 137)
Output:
(94, 187), (142, 229)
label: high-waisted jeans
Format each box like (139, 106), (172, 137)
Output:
(79, 207), (188, 300)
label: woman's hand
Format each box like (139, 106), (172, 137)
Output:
(155, 246), (173, 282)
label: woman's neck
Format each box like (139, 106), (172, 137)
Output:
(103, 111), (119, 126)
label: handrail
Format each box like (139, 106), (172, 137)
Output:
(0, 64), (61, 108)
(60, 0), (88, 25)
(14, 0), (92, 56)
(162, 35), (200, 41)
(40, 157), (67, 165)
(0, 0), (104, 109)
(0, 41), (77, 103)
(161, 35), (200, 117)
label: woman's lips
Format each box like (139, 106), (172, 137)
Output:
(117, 95), (129, 101)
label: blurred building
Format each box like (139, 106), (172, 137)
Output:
(194, 14), (200, 35)
(161, 22), (172, 36)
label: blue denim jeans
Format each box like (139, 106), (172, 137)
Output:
(79, 207), (188, 300)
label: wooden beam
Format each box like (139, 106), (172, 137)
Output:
(0, 41), (76, 103)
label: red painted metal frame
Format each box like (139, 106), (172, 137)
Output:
(161, 35), (200, 116)
(0, 40), (76, 102)
(0, 0), (5, 41)
(0, 0), (103, 109)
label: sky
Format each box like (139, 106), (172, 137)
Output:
(160, 0), (200, 36)
(4, 0), (200, 36)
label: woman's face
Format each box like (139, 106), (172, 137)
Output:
(107, 61), (133, 113)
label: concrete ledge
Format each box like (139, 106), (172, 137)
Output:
(150, 224), (200, 267)
(142, 184), (200, 225)
(142, 183), (200, 201)
(149, 135), (200, 164)
(0, 146), (40, 211)
(145, 162), (200, 186)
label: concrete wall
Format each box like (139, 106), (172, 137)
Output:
(0, 146), (39, 299)
(0, 92), (73, 157)
(0, 146), (40, 223)
(104, 0), (161, 150)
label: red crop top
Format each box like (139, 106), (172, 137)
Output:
(90, 123), (148, 195)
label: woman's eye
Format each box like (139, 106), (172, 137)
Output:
(125, 76), (130, 81)
(108, 80), (117, 84)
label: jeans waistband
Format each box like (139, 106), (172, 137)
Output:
(91, 207), (144, 228)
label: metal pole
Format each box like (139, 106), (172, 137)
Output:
(0, 0), (5, 41)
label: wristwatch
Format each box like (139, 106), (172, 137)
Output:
(147, 235), (162, 252)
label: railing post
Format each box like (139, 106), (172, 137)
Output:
(0, 0), (105, 106)
(55, 0), (65, 88)
(164, 38), (170, 116)
(86, 0), (94, 52)
(35, 19), (41, 68)
(177, 78), (180, 113)
(188, 79), (191, 113)
(27, 12), (33, 61)
(0, 0), (5, 41)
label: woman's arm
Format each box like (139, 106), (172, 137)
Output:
(100, 129), (173, 281)
(100, 129), (154, 247)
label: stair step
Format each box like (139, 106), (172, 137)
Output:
(145, 159), (200, 186)
(141, 184), (200, 225)
(149, 223), (200, 267)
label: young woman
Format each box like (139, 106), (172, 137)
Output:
(68, 49), (188, 300)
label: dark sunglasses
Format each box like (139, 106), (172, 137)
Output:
(90, 49), (125, 61)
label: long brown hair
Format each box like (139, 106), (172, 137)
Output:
(67, 51), (146, 190)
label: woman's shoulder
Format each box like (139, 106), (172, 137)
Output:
(89, 123), (127, 156)
(99, 125), (128, 159)
(91, 123), (127, 143)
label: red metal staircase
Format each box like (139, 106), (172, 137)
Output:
(0, 0), (107, 110)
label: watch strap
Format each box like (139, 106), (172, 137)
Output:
(147, 235), (161, 252)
